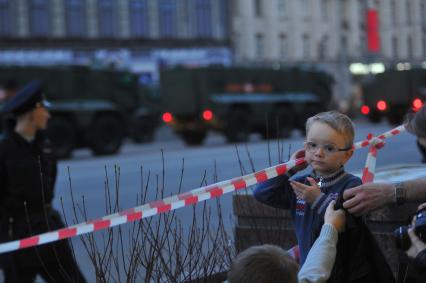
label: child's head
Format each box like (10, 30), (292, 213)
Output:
(227, 244), (299, 283)
(304, 111), (355, 175)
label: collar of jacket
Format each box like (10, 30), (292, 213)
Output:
(310, 166), (346, 189)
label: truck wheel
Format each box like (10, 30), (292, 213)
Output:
(181, 130), (206, 145)
(47, 117), (76, 159)
(132, 120), (155, 143)
(90, 115), (124, 156)
(226, 110), (250, 143)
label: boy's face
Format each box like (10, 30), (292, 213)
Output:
(304, 121), (353, 175)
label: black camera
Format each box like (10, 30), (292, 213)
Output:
(394, 208), (426, 250)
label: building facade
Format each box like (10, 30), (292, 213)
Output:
(0, 0), (229, 40)
(232, 0), (426, 65)
(0, 0), (231, 68)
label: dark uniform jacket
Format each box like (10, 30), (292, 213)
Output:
(0, 131), (66, 267)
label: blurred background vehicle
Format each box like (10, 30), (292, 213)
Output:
(0, 65), (161, 158)
(161, 65), (334, 145)
(360, 68), (426, 125)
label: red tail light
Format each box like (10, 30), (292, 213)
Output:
(361, 105), (370, 115)
(376, 100), (387, 111)
(202, 109), (213, 121)
(413, 98), (423, 111)
(162, 112), (173, 123)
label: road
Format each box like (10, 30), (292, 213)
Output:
(40, 119), (423, 281)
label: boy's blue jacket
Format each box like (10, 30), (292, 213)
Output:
(253, 167), (395, 283)
(253, 167), (359, 264)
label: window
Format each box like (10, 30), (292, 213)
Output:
(277, 0), (286, 18)
(360, 33), (366, 54)
(421, 2), (426, 32)
(254, 0), (262, 18)
(301, 0), (309, 18)
(303, 34), (310, 58)
(406, 0), (411, 25)
(255, 33), (264, 58)
(321, 0), (329, 21)
(65, 0), (85, 37)
(318, 35), (328, 60)
(279, 34), (287, 58)
(98, 0), (115, 37)
(219, 0), (229, 37)
(195, 0), (212, 37)
(408, 36), (413, 59)
(392, 36), (398, 58)
(29, 0), (50, 36)
(129, 0), (149, 37)
(159, 0), (176, 37)
(391, 0), (397, 25)
(234, 33), (240, 54)
(0, 0), (11, 36)
(423, 33), (426, 58)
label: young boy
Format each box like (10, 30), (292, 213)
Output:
(253, 111), (394, 283)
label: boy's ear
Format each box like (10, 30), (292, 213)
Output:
(342, 149), (354, 164)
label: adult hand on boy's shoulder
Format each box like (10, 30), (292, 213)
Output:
(342, 182), (394, 216)
(290, 177), (321, 204)
(325, 200), (346, 232)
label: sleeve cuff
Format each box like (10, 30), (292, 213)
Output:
(319, 223), (338, 244)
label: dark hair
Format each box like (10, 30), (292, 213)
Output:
(227, 245), (299, 283)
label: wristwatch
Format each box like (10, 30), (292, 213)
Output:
(394, 182), (406, 206)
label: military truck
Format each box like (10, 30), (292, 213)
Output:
(0, 65), (160, 158)
(360, 68), (426, 125)
(161, 66), (334, 145)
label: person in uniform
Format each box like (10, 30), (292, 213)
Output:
(0, 81), (86, 282)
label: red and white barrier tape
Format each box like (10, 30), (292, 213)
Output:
(354, 125), (405, 150)
(0, 125), (406, 254)
(360, 125), (406, 183)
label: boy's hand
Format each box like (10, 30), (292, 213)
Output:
(290, 177), (321, 204)
(289, 149), (308, 172)
(325, 201), (346, 233)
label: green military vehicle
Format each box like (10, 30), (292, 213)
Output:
(161, 66), (334, 145)
(0, 65), (160, 158)
(360, 68), (426, 124)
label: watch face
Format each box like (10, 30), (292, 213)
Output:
(395, 182), (405, 205)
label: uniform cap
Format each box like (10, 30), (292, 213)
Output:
(405, 105), (426, 139)
(2, 80), (50, 115)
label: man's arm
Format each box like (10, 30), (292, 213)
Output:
(298, 201), (345, 283)
(343, 178), (426, 216)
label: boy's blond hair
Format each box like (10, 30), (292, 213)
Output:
(306, 111), (355, 148)
(227, 244), (299, 283)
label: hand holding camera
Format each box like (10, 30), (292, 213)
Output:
(394, 205), (426, 258)
(406, 227), (426, 259)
